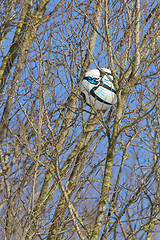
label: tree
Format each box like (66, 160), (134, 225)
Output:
(0, 0), (159, 239)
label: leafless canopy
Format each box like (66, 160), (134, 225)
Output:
(0, 0), (159, 239)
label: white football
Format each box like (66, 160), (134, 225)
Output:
(80, 68), (117, 110)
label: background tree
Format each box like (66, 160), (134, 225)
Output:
(0, 0), (159, 239)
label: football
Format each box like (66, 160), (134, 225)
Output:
(80, 68), (117, 110)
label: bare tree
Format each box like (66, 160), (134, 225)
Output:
(0, 0), (159, 239)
